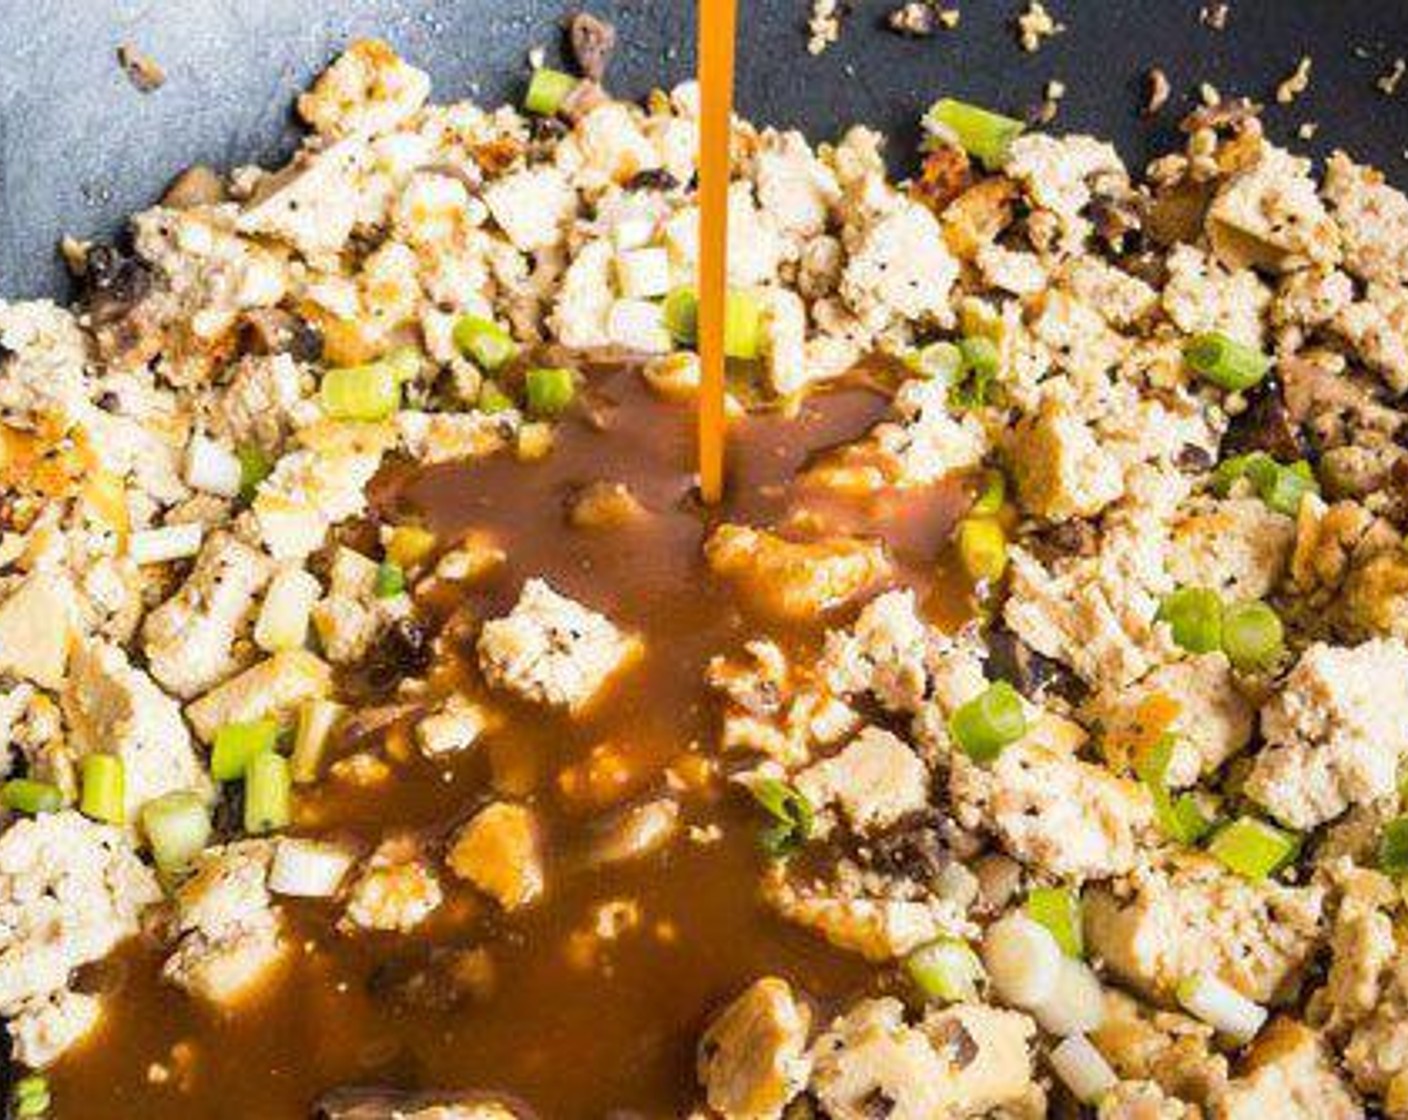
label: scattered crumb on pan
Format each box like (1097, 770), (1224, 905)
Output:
(807, 0), (849, 55)
(1144, 67), (1171, 116)
(117, 43), (166, 93)
(1275, 56), (1312, 105)
(1379, 58), (1406, 97)
(886, 2), (959, 37)
(1297, 121), (1319, 141)
(1029, 78), (1066, 125)
(1015, 1), (1064, 53)
(1199, 3), (1229, 31)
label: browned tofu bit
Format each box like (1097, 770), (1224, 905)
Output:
(447, 802), (545, 911)
(704, 523), (892, 620)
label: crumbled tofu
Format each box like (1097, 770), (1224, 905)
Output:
(483, 166), (578, 252)
(1167, 497), (1295, 601)
(839, 200), (959, 333)
(1246, 639), (1408, 828)
(809, 998), (1044, 1120)
(705, 525), (892, 622)
(0, 571), (77, 690)
(446, 802), (544, 911)
(342, 838), (443, 933)
(185, 649), (332, 743)
(477, 579), (638, 712)
(236, 138), (372, 264)
(1207, 144), (1340, 272)
(162, 842), (287, 1005)
(296, 39), (431, 139)
(0, 300), (92, 431)
(253, 449), (383, 560)
(415, 694), (490, 758)
(1162, 244), (1271, 346)
(0, 812), (160, 1014)
(1213, 1018), (1361, 1120)
(310, 546), (410, 665)
(142, 532), (271, 698)
(1085, 853), (1324, 1003)
(8, 989), (102, 1069)
(1322, 151), (1408, 287)
(795, 727), (929, 836)
(1006, 395), (1125, 521)
(698, 978), (813, 1120)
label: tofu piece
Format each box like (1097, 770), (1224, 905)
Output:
(446, 802), (544, 911)
(1322, 150), (1408, 287)
(950, 714), (1154, 880)
(795, 728), (929, 836)
(0, 300), (92, 431)
(415, 694), (490, 759)
(1167, 497), (1295, 601)
(477, 579), (638, 712)
(809, 997), (1044, 1120)
(142, 532), (272, 698)
(1162, 244), (1271, 347)
(0, 812), (160, 1014)
(705, 525), (892, 622)
(310, 547), (410, 666)
(483, 166), (578, 252)
(62, 641), (211, 820)
(1006, 395), (1125, 521)
(296, 39), (431, 138)
(253, 448), (383, 561)
(342, 838), (443, 933)
(820, 589), (987, 717)
(205, 352), (312, 455)
(1212, 1019), (1362, 1120)
(1091, 653), (1253, 785)
(236, 137), (371, 264)
(1084, 853), (1324, 1003)
(870, 376), (989, 487)
(8, 990), (102, 1069)
(0, 571), (77, 690)
(1336, 281), (1408, 393)
(840, 200), (958, 332)
(550, 239), (615, 349)
(1004, 134), (1126, 249)
(1246, 639), (1408, 828)
(162, 841), (287, 1006)
(396, 410), (515, 465)
(1091, 989), (1230, 1107)
(565, 102), (661, 192)
(698, 978), (812, 1120)
(754, 130), (839, 244)
(185, 650), (332, 743)
(1207, 145), (1341, 273)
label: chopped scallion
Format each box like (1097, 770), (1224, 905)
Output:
(1025, 885), (1083, 958)
(1220, 600), (1284, 672)
(244, 750), (293, 835)
(956, 517), (1008, 584)
(1135, 735), (1214, 845)
(374, 560), (406, 599)
(926, 98), (1025, 169)
(1176, 973), (1267, 1043)
(320, 362), (401, 422)
(905, 938), (985, 1003)
(478, 380), (516, 414)
(80, 754), (126, 825)
(662, 286), (700, 347)
(1379, 816), (1408, 877)
(524, 367), (577, 417)
(524, 67), (579, 116)
(970, 469), (1006, 517)
(1, 778), (61, 816)
(211, 719), (280, 782)
(453, 315), (518, 372)
(1184, 332), (1270, 392)
(949, 681), (1027, 763)
(750, 778), (814, 857)
(12, 1075), (50, 1119)
(1208, 815), (1300, 880)
(1157, 586), (1224, 654)
(907, 341), (964, 385)
(237, 444), (273, 503)
(291, 699), (343, 785)
(142, 791), (212, 874)
(724, 290), (763, 360)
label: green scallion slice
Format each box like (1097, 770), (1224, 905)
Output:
(79, 754), (126, 825)
(12, 1075), (50, 1119)
(907, 341), (964, 385)
(245, 751), (293, 835)
(453, 315), (518, 372)
(1, 778), (62, 816)
(1258, 460), (1318, 516)
(1221, 600), (1285, 672)
(524, 67), (579, 116)
(1208, 815), (1300, 880)
(750, 778), (814, 858)
(478, 380), (516, 414)
(1379, 816), (1408, 877)
(724, 290), (764, 360)
(926, 98), (1026, 169)
(956, 517), (1008, 584)
(1025, 885), (1084, 958)
(320, 362), (401, 422)
(237, 444), (273, 503)
(211, 719), (280, 783)
(142, 790), (212, 874)
(905, 938), (985, 1003)
(374, 560), (406, 599)
(1157, 586), (1224, 654)
(663, 286), (700, 347)
(970, 469), (1006, 517)
(1135, 735), (1213, 845)
(1184, 332), (1270, 392)
(949, 681), (1027, 763)
(525, 367), (577, 417)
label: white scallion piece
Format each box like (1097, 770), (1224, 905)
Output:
(1049, 1034), (1117, 1104)
(184, 435), (243, 498)
(268, 838), (354, 898)
(981, 913), (1062, 1009)
(1031, 957), (1106, 1036)
(128, 522), (204, 566)
(1177, 973), (1267, 1044)
(615, 247), (672, 300)
(254, 567), (321, 652)
(606, 299), (672, 353)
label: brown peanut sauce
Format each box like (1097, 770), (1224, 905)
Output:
(55, 359), (970, 1120)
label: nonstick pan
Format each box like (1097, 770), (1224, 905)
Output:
(2, 0), (1406, 302)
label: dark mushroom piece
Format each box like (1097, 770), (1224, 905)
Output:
(566, 12), (617, 83)
(1220, 375), (1305, 462)
(985, 626), (1085, 705)
(313, 1087), (531, 1120)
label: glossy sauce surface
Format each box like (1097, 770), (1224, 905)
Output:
(55, 364), (968, 1120)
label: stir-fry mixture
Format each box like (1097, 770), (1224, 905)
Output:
(3, 29), (1408, 1120)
